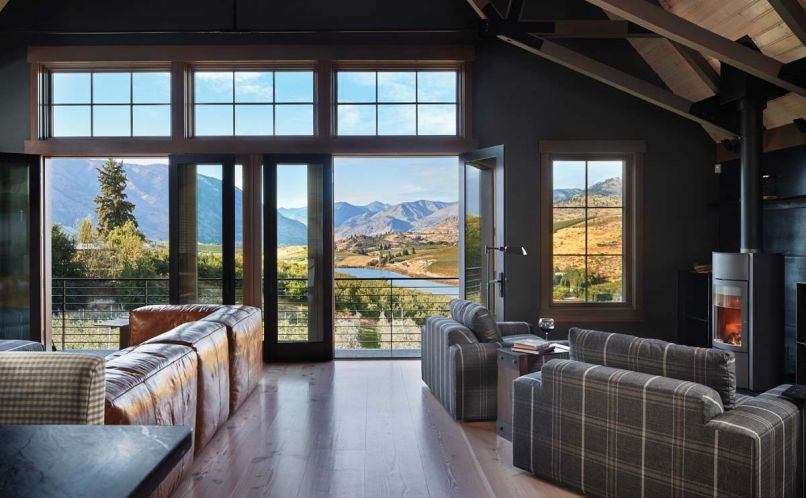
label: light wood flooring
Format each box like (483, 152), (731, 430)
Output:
(173, 360), (579, 498)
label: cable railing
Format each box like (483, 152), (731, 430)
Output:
(51, 275), (458, 356)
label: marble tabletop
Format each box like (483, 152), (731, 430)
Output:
(0, 424), (192, 498)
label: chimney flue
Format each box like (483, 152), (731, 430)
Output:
(739, 96), (764, 253)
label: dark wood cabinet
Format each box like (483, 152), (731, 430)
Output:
(677, 270), (712, 348)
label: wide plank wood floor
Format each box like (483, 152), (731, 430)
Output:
(173, 360), (579, 498)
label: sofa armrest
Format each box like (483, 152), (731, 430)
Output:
(0, 352), (105, 425)
(497, 321), (532, 336)
(448, 342), (500, 420)
(704, 385), (801, 496)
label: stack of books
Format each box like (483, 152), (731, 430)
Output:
(511, 338), (555, 355)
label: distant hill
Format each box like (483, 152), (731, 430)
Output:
(553, 177), (622, 206)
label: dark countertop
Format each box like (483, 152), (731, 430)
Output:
(0, 424), (192, 498)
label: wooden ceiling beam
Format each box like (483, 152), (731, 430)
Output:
(497, 33), (737, 139)
(484, 19), (659, 38)
(671, 42), (720, 94)
(768, 0), (806, 48)
(584, 0), (806, 97)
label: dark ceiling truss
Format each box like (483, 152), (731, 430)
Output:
(465, 0), (806, 149)
(498, 32), (737, 139)
(584, 0), (806, 98)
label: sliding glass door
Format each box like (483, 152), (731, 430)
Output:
(0, 154), (42, 343)
(264, 154), (333, 362)
(169, 155), (238, 305)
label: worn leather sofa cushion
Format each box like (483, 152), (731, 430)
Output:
(201, 305), (262, 412)
(569, 327), (737, 409)
(104, 343), (198, 497)
(128, 304), (221, 346)
(144, 321), (230, 452)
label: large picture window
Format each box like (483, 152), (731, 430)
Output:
(540, 141), (643, 321)
(335, 70), (458, 136)
(193, 70), (315, 136)
(50, 71), (171, 137)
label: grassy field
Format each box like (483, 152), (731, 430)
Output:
(552, 206), (623, 302)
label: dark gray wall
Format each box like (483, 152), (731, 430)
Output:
(473, 39), (718, 342)
(719, 145), (806, 378)
(0, 0), (719, 342)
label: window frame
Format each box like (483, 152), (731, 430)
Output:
(539, 140), (644, 322)
(333, 68), (461, 137)
(26, 47), (475, 156)
(45, 67), (173, 139)
(190, 66), (318, 138)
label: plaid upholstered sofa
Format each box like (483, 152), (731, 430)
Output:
(0, 352), (106, 425)
(513, 327), (802, 497)
(422, 299), (538, 420)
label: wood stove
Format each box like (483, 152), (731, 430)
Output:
(712, 252), (782, 391)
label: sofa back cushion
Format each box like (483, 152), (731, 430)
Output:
(569, 328), (737, 409)
(129, 304), (221, 346)
(201, 305), (263, 412)
(448, 299), (501, 343)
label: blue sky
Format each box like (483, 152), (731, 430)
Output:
(275, 156), (459, 208)
(52, 70), (457, 138)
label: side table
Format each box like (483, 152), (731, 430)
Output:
(496, 343), (570, 440)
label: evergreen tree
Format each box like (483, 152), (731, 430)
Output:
(94, 158), (141, 237)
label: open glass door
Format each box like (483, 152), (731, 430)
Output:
(169, 154), (238, 305)
(459, 146), (505, 320)
(264, 154), (333, 362)
(0, 153), (42, 344)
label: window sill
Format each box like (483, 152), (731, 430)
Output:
(539, 304), (643, 323)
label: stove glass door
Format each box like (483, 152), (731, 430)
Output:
(713, 281), (746, 348)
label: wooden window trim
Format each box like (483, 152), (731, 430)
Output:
(539, 140), (644, 322)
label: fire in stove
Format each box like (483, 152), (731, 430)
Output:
(715, 294), (743, 347)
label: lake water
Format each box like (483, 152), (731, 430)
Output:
(335, 267), (458, 296)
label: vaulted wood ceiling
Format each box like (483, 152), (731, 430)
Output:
(639, 0), (806, 138)
(470, 0), (806, 151)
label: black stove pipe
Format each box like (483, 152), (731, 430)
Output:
(739, 96), (764, 253)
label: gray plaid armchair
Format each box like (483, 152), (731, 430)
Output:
(421, 299), (536, 420)
(513, 328), (802, 497)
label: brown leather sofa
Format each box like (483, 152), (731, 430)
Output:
(105, 343), (199, 497)
(102, 304), (262, 496)
(200, 306), (263, 411)
(130, 304), (263, 413)
(143, 321), (230, 452)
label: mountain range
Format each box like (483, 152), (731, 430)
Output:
(50, 159), (620, 245)
(49, 159), (457, 245)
